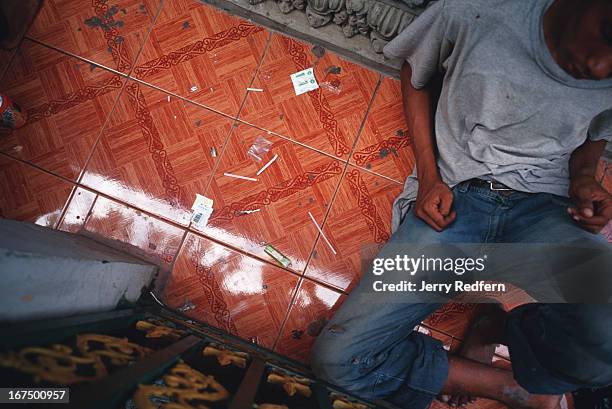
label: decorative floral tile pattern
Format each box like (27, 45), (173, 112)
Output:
(27, 0), (163, 74)
(163, 232), (300, 348)
(240, 34), (380, 159)
(0, 39), (126, 180)
(350, 77), (416, 183)
(81, 80), (233, 225)
(132, 0), (270, 117)
(0, 1), (559, 392)
(304, 165), (403, 292)
(201, 121), (344, 273)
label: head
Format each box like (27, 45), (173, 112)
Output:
(549, 0), (612, 80)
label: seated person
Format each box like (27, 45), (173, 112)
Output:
(311, 0), (612, 408)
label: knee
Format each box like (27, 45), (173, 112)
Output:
(310, 333), (347, 377)
(310, 330), (359, 387)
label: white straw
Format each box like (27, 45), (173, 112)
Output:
(247, 87), (264, 92)
(224, 172), (258, 182)
(308, 211), (337, 255)
(256, 154), (278, 176)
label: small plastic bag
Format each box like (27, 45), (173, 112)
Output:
(247, 136), (272, 161)
(320, 80), (342, 95)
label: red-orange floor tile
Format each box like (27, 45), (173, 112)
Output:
(57, 186), (97, 232)
(351, 77), (416, 183)
(132, 0), (269, 117)
(0, 155), (73, 227)
(163, 232), (299, 348)
(239, 34), (380, 159)
(201, 122), (344, 273)
(27, 0), (162, 74)
(0, 40), (126, 180)
(81, 80), (233, 225)
(274, 278), (345, 364)
(304, 165), (403, 292)
(78, 195), (186, 264)
(0, 48), (16, 78)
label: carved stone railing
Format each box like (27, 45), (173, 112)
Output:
(247, 0), (436, 53)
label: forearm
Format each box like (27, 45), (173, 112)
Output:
(569, 139), (606, 181)
(400, 61), (443, 186)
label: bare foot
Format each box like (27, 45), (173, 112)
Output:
(446, 304), (507, 407)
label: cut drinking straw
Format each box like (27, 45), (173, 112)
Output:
(256, 154), (278, 176)
(247, 87), (264, 92)
(224, 172), (258, 182)
(308, 211), (337, 255)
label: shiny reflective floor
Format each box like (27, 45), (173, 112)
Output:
(0, 1), (610, 405)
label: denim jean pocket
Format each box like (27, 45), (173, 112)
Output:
(549, 194), (573, 208)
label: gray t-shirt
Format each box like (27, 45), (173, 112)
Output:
(383, 0), (612, 233)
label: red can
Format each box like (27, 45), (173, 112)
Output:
(0, 93), (27, 129)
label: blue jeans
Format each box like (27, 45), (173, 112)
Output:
(311, 180), (612, 409)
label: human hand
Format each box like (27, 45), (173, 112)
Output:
(415, 179), (456, 232)
(568, 175), (612, 233)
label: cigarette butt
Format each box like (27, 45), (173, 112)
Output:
(247, 87), (264, 92)
(308, 211), (336, 255)
(256, 154), (278, 176)
(190, 85), (198, 92)
(167, 95), (171, 102)
(224, 172), (258, 182)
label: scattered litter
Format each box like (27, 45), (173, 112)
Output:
(190, 85), (198, 92)
(247, 135), (272, 162)
(256, 154), (278, 176)
(325, 65), (342, 75)
(308, 211), (337, 255)
(12, 145), (23, 153)
(210, 147), (217, 157)
(264, 244), (292, 268)
(290, 67), (319, 96)
(249, 336), (259, 345)
(311, 45), (325, 58)
(237, 209), (260, 215)
(177, 300), (196, 312)
(249, 152), (262, 161)
(149, 291), (166, 307)
(167, 95), (171, 102)
(320, 81), (342, 95)
(173, 115), (177, 119)
(246, 87), (263, 92)
(224, 172), (257, 182)
(191, 194), (214, 229)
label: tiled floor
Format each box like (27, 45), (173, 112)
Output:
(0, 1), (609, 407)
